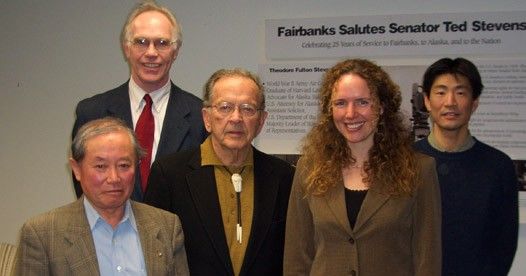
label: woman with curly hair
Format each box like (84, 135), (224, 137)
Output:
(283, 59), (441, 276)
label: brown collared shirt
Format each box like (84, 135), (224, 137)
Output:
(200, 137), (254, 275)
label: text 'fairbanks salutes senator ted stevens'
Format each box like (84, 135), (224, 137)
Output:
(276, 20), (526, 37)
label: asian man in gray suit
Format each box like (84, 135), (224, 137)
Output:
(14, 117), (189, 276)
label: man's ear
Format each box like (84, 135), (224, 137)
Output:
(424, 94), (431, 112)
(123, 42), (131, 61)
(471, 98), (479, 114)
(70, 158), (82, 182)
(172, 45), (180, 61)
(202, 108), (212, 133)
(255, 111), (268, 136)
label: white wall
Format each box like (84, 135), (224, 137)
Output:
(1, 0), (525, 274)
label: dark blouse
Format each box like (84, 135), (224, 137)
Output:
(344, 188), (368, 229)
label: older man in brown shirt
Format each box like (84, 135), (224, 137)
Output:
(144, 68), (294, 275)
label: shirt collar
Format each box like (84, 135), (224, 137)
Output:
(427, 131), (475, 152)
(201, 136), (254, 168)
(83, 197), (138, 232)
(129, 77), (171, 114)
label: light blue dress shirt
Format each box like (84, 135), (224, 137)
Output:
(84, 198), (146, 276)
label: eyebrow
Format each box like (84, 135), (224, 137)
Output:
(92, 156), (133, 162)
(332, 97), (372, 101)
(431, 84), (469, 90)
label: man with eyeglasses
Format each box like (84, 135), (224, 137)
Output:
(72, 1), (207, 201)
(144, 68), (295, 276)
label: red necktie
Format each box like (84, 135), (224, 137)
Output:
(136, 94), (154, 193)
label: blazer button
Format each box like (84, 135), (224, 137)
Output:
(348, 237), (355, 244)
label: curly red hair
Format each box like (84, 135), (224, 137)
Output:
(302, 59), (418, 196)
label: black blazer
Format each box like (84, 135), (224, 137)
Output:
(144, 147), (294, 276)
(72, 81), (207, 200)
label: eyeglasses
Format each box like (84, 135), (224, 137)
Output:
(209, 102), (262, 117)
(128, 37), (176, 52)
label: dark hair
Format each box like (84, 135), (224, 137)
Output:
(422, 57), (483, 99)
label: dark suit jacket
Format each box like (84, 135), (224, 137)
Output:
(72, 81), (207, 200)
(284, 153), (442, 276)
(144, 147), (295, 276)
(13, 199), (189, 276)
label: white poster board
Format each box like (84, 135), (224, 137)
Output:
(266, 11), (526, 59)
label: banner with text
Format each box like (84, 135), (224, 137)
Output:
(256, 60), (526, 161)
(265, 11), (526, 59)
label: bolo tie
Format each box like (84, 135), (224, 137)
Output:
(225, 166), (245, 244)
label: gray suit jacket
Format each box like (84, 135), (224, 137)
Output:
(72, 81), (207, 200)
(284, 153), (442, 276)
(13, 199), (189, 276)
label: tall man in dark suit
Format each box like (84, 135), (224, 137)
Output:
(14, 117), (189, 276)
(144, 68), (295, 275)
(72, 1), (207, 201)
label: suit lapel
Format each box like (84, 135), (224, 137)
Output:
(133, 202), (166, 275)
(106, 82), (133, 128)
(323, 182), (391, 235)
(352, 186), (391, 233)
(240, 149), (280, 275)
(63, 200), (100, 275)
(324, 184), (353, 235)
(105, 81), (190, 152)
(185, 150), (234, 275)
(157, 83), (191, 156)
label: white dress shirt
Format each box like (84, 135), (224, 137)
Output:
(129, 78), (170, 163)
